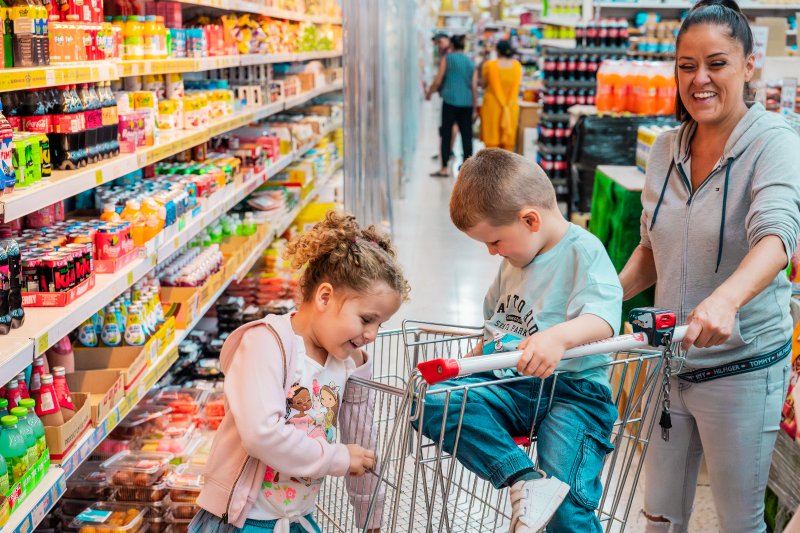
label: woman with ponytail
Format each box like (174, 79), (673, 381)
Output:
(619, 1), (800, 530)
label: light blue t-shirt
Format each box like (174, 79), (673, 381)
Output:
(482, 224), (623, 387)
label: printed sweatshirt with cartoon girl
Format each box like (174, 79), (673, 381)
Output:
(196, 313), (384, 530)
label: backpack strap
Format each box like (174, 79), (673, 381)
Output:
(266, 322), (288, 389)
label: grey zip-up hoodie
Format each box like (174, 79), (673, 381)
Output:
(640, 103), (800, 369)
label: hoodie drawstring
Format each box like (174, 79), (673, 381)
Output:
(715, 157), (734, 273)
(649, 160), (674, 231)
(649, 157), (735, 274)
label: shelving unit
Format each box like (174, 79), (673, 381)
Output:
(0, 129), (343, 533)
(172, 0), (342, 23)
(0, 81), (343, 222)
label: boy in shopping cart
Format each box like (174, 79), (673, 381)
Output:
(417, 148), (621, 533)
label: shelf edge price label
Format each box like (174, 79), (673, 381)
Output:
(127, 271), (134, 286)
(95, 169), (104, 185)
(150, 253), (157, 267)
(36, 332), (49, 354)
(45, 70), (56, 86)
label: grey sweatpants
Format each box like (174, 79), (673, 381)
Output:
(643, 361), (790, 533)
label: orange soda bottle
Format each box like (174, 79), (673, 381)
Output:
(120, 199), (145, 247)
(595, 60), (614, 113)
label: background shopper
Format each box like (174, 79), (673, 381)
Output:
(619, 1), (800, 531)
(479, 40), (522, 150)
(426, 34), (477, 176)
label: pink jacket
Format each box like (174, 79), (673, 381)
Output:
(197, 314), (384, 529)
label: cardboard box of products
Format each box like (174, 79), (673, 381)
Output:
(66, 370), (125, 426)
(44, 393), (91, 460)
(72, 345), (150, 393)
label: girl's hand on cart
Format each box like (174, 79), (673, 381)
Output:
(346, 444), (376, 477)
(516, 331), (565, 378)
(681, 292), (737, 350)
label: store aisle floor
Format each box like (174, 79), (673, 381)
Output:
(389, 100), (719, 532)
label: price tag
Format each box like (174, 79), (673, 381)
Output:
(178, 216), (187, 231)
(45, 70), (56, 86)
(173, 236), (180, 250)
(95, 169), (103, 185)
(151, 254), (157, 267)
(127, 271), (134, 286)
(36, 332), (49, 354)
(107, 409), (119, 428)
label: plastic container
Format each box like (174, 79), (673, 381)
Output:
(204, 392), (224, 418)
(68, 502), (147, 533)
(147, 516), (172, 533)
(166, 463), (203, 503)
(114, 404), (172, 440)
(110, 492), (171, 516)
(169, 501), (199, 520)
(110, 477), (170, 502)
(60, 498), (94, 520)
(94, 435), (134, 459)
(145, 387), (207, 415)
(101, 450), (174, 487)
(64, 460), (110, 500)
(137, 423), (194, 454)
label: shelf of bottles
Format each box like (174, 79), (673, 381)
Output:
(538, 18), (630, 202)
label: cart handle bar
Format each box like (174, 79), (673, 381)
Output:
(417, 325), (688, 385)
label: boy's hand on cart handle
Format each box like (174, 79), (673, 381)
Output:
(681, 293), (737, 351)
(346, 444), (375, 477)
(517, 332), (565, 378)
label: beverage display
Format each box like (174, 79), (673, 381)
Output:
(0, 415), (28, 483)
(595, 59), (675, 115)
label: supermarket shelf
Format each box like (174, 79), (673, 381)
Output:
(0, 157), (344, 533)
(595, 0), (800, 8)
(171, 0), (341, 23)
(118, 50), (342, 77)
(539, 15), (582, 26)
(0, 119), (341, 367)
(2, 467), (66, 533)
(0, 338), (35, 393)
(0, 62), (117, 93)
(539, 38), (578, 48)
(544, 78), (596, 89)
(0, 83), (343, 222)
(233, 157), (343, 281)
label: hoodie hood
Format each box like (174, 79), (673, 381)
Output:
(673, 103), (795, 163)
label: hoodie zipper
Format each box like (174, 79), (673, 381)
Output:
(222, 457), (250, 524)
(677, 161), (724, 205)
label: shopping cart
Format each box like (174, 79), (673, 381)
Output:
(315, 309), (686, 533)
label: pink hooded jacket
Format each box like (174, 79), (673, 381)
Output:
(197, 313), (384, 529)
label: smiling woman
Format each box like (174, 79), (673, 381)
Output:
(617, 0), (800, 531)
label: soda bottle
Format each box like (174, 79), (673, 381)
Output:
(121, 199), (145, 247)
(50, 366), (74, 422)
(33, 374), (63, 426)
(100, 82), (119, 157)
(0, 399), (7, 419)
(9, 407), (36, 468)
(4, 381), (21, 410)
(78, 84), (100, 163)
(1, 93), (20, 132)
(17, 398), (44, 460)
(595, 60), (614, 113)
(0, 243), (10, 335)
(21, 89), (49, 136)
(0, 228), (21, 330)
(50, 85), (83, 170)
(0, 415), (27, 482)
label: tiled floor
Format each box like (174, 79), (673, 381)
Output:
(389, 100), (720, 532)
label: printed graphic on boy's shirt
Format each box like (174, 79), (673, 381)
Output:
(261, 380), (343, 507)
(485, 293), (540, 354)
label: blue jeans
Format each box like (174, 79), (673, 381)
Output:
(412, 372), (617, 533)
(189, 509), (322, 533)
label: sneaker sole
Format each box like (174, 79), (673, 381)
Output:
(533, 482), (571, 532)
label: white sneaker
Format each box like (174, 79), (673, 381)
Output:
(508, 473), (570, 533)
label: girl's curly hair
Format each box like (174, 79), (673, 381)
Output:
(285, 210), (410, 302)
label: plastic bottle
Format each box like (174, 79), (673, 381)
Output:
(0, 398), (8, 419)
(29, 356), (45, 396)
(34, 374), (64, 426)
(50, 366), (74, 422)
(141, 197), (164, 242)
(0, 101), (14, 197)
(0, 415), (27, 482)
(143, 15), (159, 59)
(241, 212), (257, 236)
(46, 335), (74, 373)
(0, 453), (8, 493)
(15, 373), (28, 399)
(77, 315), (98, 346)
(595, 60), (614, 113)
(0, 228), (22, 329)
(123, 15), (143, 60)
(5, 381), (21, 410)
(101, 305), (122, 346)
(10, 407), (36, 468)
(78, 84), (99, 163)
(123, 303), (146, 346)
(654, 62), (676, 116)
(9, 0), (36, 68)
(121, 199), (145, 247)
(155, 15), (167, 58)
(100, 201), (120, 223)
(18, 398), (44, 459)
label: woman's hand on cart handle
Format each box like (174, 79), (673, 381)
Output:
(680, 292), (738, 351)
